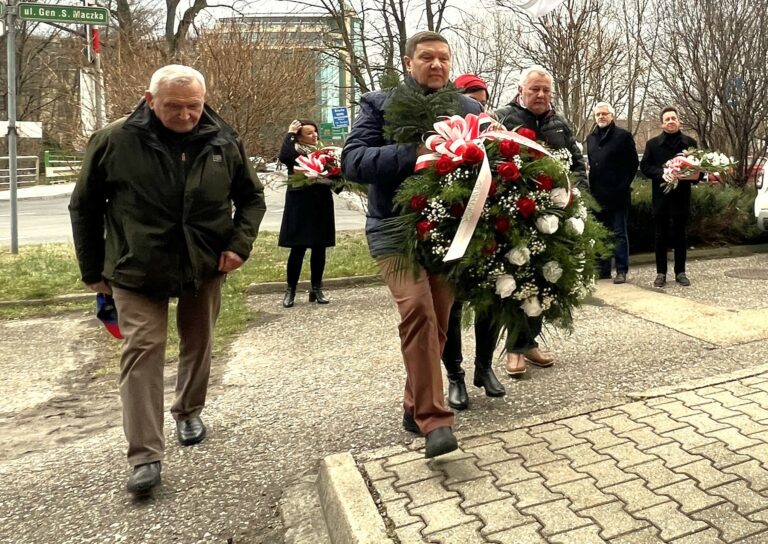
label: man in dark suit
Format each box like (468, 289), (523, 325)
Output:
(640, 107), (699, 287)
(587, 102), (639, 284)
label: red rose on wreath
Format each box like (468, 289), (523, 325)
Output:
(461, 143), (485, 166)
(498, 162), (520, 182)
(410, 195), (428, 212)
(536, 175), (553, 191)
(482, 240), (498, 256)
(416, 219), (436, 240)
(494, 216), (510, 233)
(499, 139), (521, 159)
(449, 202), (465, 218)
(435, 155), (456, 176)
(328, 166), (342, 177)
(529, 149), (545, 159)
(517, 128), (537, 141)
(516, 197), (536, 218)
(488, 180), (499, 197)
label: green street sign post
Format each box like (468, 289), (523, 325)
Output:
(18, 3), (109, 25)
(0, 3), (6, 17)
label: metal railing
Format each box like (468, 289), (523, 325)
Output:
(44, 150), (83, 183)
(0, 155), (39, 187)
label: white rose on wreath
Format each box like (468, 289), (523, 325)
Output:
(495, 274), (517, 298)
(505, 245), (531, 266)
(536, 214), (560, 234)
(542, 261), (563, 283)
(521, 295), (543, 317)
(550, 188), (569, 208)
(565, 217), (585, 235)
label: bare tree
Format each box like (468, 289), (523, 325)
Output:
(649, 0), (768, 186)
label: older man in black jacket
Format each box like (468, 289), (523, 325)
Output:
(587, 102), (639, 284)
(640, 106), (699, 288)
(493, 65), (585, 377)
(342, 31), (482, 458)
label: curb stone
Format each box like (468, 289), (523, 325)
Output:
(317, 452), (394, 544)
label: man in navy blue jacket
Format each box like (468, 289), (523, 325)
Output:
(342, 31), (482, 458)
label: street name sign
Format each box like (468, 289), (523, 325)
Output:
(0, 3), (6, 18)
(18, 3), (109, 25)
(331, 107), (349, 128)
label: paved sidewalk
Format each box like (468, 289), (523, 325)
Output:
(0, 181), (74, 201)
(356, 371), (768, 543)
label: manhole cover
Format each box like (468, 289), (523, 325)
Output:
(724, 268), (768, 280)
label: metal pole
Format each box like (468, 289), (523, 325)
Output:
(87, 0), (105, 129)
(6, 0), (18, 254)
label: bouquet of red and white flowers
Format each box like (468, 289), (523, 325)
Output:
(662, 148), (736, 193)
(385, 113), (608, 340)
(289, 146), (343, 187)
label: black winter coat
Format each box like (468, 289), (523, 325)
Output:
(586, 122), (639, 209)
(640, 131), (698, 215)
(278, 132), (336, 248)
(342, 82), (482, 257)
(495, 100), (587, 187)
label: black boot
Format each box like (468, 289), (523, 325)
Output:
(282, 286), (296, 308)
(447, 372), (468, 410)
(473, 359), (506, 397)
(308, 285), (330, 304)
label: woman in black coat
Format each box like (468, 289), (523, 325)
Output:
(278, 119), (336, 307)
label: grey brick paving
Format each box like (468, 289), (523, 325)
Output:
(363, 374), (768, 543)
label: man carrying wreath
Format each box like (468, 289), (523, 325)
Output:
(342, 31), (482, 458)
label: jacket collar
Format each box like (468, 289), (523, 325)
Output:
(122, 100), (236, 146)
(510, 95), (556, 120)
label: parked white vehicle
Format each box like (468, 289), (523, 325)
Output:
(755, 164), (768, 231)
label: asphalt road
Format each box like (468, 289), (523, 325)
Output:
(0, 174), (367, 247)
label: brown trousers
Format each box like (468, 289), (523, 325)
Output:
(378, 258), (454, 435)
(112, 274), (224, 466)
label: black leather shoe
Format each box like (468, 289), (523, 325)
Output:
(676, 273), (691, 286)
(613, 272), (627, 284)
(473, 367), (506, 397)
(402, 412), (421, 435)
(177, 416), (207, 446)
(126, 461), (161, 494)
(447, 376), (469, 410)
(308, 287), (330, 304)
(425, 427), (458, 458)
(653, 273), (666, 288)
(282, 287), (296, 308)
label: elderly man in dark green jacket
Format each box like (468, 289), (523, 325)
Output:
(69, 64), (266, 495)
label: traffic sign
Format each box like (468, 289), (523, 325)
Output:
(331, 107), (349, 128)
(18, 3), (110, 25)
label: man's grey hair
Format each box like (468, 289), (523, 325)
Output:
(593, 101), (615, 116)
(519, 65), (553, 88)
(148, 64), (206, 96)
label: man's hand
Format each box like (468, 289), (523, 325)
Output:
(87, 280), (112, 295)
(218, 251), (244, 273)
(662, 171), (678, 184)
(416, 144), (430, 156)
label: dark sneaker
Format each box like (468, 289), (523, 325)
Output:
(676, 273), (691, 286)
(653, 274), (666, 288)
(613, 272), (627, 284)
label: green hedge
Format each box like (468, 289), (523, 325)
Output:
(625, 179), (765, 253)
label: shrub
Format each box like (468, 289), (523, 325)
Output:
(625, 179), (765, 253)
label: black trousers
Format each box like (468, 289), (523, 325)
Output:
(442, 302), (541, 377)
(286, 246), (327, 288)
(653, 212), (688, 275)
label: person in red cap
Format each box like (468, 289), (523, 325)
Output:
(440, 73), (507, 411)
(454, 74), (490, 109)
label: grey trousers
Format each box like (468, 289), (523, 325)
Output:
(112, 274), (224, 466)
